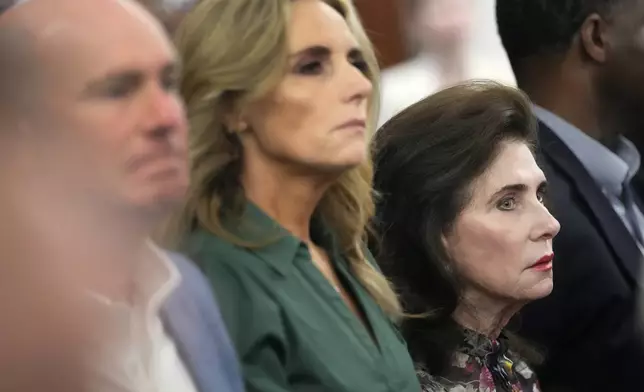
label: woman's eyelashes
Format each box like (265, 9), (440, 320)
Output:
(293, 54), (368, 76)
(497, 195), (517, 211)
(496, 186), (548, 212)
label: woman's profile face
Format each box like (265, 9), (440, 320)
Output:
(443, 141), (560, 305)
(239, 0), (373, 175)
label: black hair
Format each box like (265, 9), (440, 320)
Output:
(496, 0), (626, 71)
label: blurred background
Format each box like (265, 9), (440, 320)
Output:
(353, 0), (515, 124)
(354, 0), (511, 77)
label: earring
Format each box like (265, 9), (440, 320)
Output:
(225, 122), (247, 135)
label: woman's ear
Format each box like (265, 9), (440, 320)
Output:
(441, 233), (450, 256)
(441, 232), (456, 274)
(223, 110), (249, 134)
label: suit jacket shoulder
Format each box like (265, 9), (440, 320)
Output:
(514, 122), (644, 391)
(163, 251), (245, 392)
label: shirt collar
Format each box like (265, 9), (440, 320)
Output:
(88, 240), (181, 318)
(533, 104), (641, 198)
(146, 241), (181, 319)
(218, 201), (337, 276)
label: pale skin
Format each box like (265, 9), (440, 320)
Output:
(445, 141), (560, 338)
(1, 0), (188, 307)
(0, 0), (189, 388)
(233, 0), (373, 324)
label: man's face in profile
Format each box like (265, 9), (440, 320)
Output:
(0, 2), (189, 389)
(25, 1), (190, 213)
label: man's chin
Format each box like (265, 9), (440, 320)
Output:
(152, 188), (187, 209)
(132, 186), (187, 217)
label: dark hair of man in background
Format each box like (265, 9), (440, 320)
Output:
(497, 0), (643, 147)
(496, 1), (644, 391)
(498, 1), (616, 70)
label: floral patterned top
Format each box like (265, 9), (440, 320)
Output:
(417, 329), (541, 392)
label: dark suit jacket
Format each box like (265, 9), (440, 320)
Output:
(162, 252), (245, 392)
(512, 122), (644, 391)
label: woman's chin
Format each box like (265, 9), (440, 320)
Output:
(525, 276), (554, 300)
(306, 154), (367, 174)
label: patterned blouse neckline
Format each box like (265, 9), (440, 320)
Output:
(457, 327), (508, 359)
(417, 326), (541, 392)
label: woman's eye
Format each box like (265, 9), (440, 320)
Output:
(296, 61), (323, 75)
(497, 197), (516, 211)
(536, 188), (547, 204)
(352, 59), (369, 75)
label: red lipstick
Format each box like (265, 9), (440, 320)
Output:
(530, 254), (554, 272)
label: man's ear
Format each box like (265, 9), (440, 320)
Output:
(579, 13), (610, 63)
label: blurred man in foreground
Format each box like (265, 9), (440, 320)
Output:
(0, 0), (243, 391)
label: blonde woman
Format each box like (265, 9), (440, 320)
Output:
(171, 0), (420, 391)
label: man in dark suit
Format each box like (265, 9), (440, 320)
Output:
(0, 1), (243, 391)
(496, 1), (644, 391)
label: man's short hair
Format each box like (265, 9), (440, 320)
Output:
(496, 0), (625, 69)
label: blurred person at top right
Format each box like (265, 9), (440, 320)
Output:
(497, 1), (644, 391)
(379, 0), (517, 127)
(379, 0), (471, 126)
(168, 0), (420, 391)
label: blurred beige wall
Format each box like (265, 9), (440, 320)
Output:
(356, 0), (515, 84)
(465, 0), (515, 85)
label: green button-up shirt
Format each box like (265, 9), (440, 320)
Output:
(183, 202), (420, 392)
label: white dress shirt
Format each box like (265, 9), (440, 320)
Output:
(89, 243), (198, 392)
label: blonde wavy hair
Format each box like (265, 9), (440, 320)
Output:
(171, 0), (400, 317)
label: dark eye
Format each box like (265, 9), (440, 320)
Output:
(103, 81), (136, 98)
(96, 74), (142, 99)
(352, 59), (369, 75)
(537, 189), (546, 204)
(297, 61), (324, 75)
(162, 73), (180, 92)
(497, 196), (516, 211)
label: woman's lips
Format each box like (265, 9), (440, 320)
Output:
(530, 253), (554, 271)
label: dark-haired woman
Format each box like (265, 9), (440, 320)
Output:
(373, 81), (560, 392)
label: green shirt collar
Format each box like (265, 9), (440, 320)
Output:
(222, 201), (338, 276)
